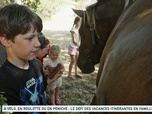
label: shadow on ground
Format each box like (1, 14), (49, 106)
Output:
(43, 30), (98, 114)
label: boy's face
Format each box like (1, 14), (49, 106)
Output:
(7, 28), (40, 61)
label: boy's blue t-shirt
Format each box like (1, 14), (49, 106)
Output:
(0, 59), (46, 106)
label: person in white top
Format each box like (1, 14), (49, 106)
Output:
(68, 16), (82, 80)
(44, 44), (65, 105)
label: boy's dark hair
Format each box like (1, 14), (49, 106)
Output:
(38, 33), (50, 49)
(0, 4), (42, 41)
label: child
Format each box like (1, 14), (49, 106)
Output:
(0, 3), (46, 108)
(44, 44), (65, 105)
(68, 16), (82, 80)
(37, 33), (51, 64)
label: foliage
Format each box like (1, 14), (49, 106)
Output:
(21, 0), (40, 12)
(0, 92), (12, 114)
(4, 0), (40, 12)
(74, 0), (84, 2)
(0, 93), (7, 105)
(3, 0), (69, 18)
(4, 0), (14, 4)
(37, 0), (69, 18)
(3, 0), (85, 18)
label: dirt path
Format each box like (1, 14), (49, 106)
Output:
(43, 29), (97, 113)
(41, 3), (98, 114)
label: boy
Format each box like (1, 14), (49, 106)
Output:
(0, 3), (46, 108)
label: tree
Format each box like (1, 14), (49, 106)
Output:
(0, 45), (6, 67)
(0, 1), (7, 67)
(0, 0), (3, 7)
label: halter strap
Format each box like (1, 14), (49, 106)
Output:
(79, 0), (135, 64)
(86, 6), (104, 45)
(124, 0), (136, 11)
(86, 0), (135, 46)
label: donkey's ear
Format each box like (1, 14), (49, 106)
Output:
(72, 8), (85, 18)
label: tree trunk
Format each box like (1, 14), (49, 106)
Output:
(0, 44), (6, 67)
(0, 0), (3, 7)
(0, 1), (7, 67)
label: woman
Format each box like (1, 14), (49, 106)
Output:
(37, 33), (50, 63)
